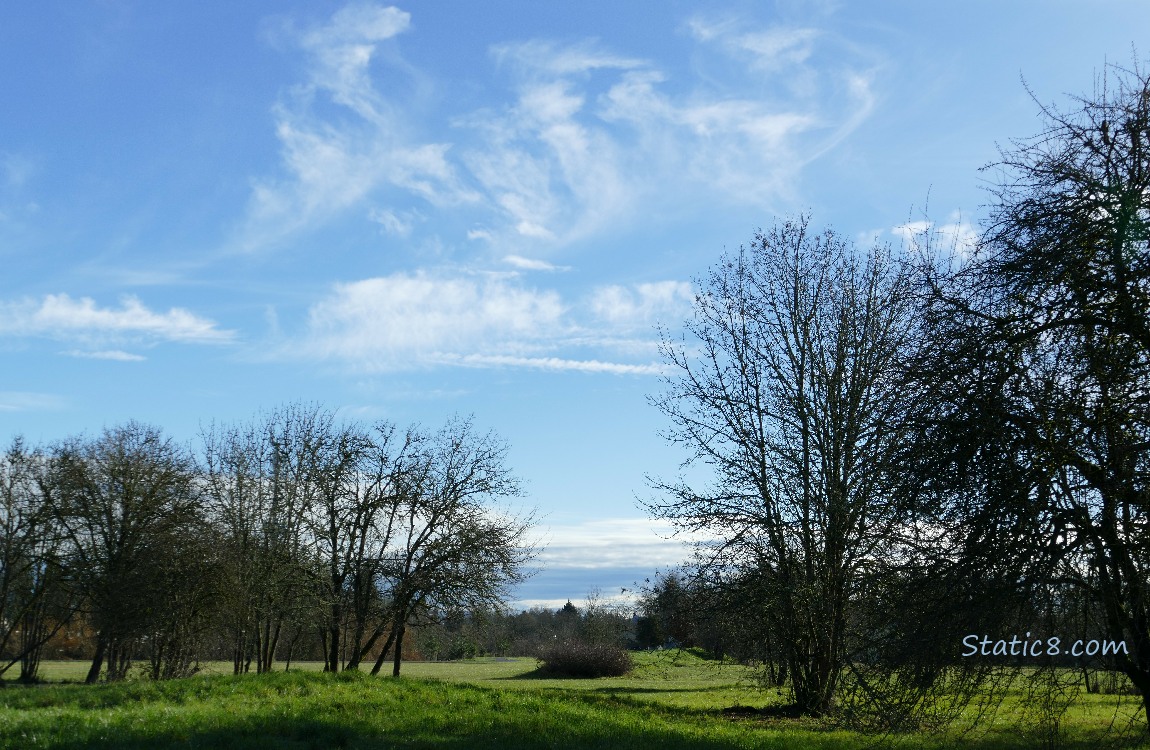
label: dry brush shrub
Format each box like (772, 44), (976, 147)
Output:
(537, 641), (633, 678)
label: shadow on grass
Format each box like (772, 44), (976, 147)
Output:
(26, 713), (1139, 750)
(493, 665), (636, 681)
(8, 714), (828, 750)
(3, 671), (1144, 750)
(581, 685), (746, 696)
(487, 665), (549, 680)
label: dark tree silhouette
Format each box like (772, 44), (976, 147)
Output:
(648, 218), (919, 716)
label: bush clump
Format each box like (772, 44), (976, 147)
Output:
(538, 641), (633, 678)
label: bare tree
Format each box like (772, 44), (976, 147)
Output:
(370, 416), (535, 677)
(915, 61), (1150, 728)
(0, 438), (75, 681)
(141, 515), (221, 680)
(44, 422), (201, 682)
(306, 418), (421, 673)
(203, 404), (328, 674)
(647, 218), (919, 715)
(204, 407), (533, 675)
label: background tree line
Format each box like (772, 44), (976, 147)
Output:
(0, 404), (535, 682)
(645, 61), (1150, 733)
(411, 595), (635, 662)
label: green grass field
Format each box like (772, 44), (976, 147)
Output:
(1, 653), (1147, 748)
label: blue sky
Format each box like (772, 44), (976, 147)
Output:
(1, 1), (1145, 609)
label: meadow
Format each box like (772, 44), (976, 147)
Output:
(1, 652), (1147, 749)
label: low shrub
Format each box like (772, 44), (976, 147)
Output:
(538, 641), (633, 678)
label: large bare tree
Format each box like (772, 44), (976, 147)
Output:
(369, 416), (535, 677)
(648, 218), (918, 715)
(202, 405), (323, 674)
(916, 62), (1150, 727)
(44, 422), (202, 682)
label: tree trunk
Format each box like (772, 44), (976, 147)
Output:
(350, 621), (390, 671)
(268, 622), (281, 672)
(369, 628), (397, 676)
(326, 617), (341, 672)
(232, 639), (243, 675)
(86, 637), (106, 684)
(347, 612), (367, 671)
(392, 622), (406, 677)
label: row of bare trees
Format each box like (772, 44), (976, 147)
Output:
(0, 404), (535, 682)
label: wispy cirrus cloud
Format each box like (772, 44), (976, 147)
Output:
(461, 29), (873, 247)
(241, 3), (477, 250)
(242, 3), (879, 254)
(686, 17), (821, 73)
(589, 281), (693, 330)
(0, 294), (234, 345)
(294, 2), (412, 120)
(0, 391), (66, 412)
(490, 39), (644, 77)
(64, 349), (147, 362)
(446, 354), (664, 376)
(502, 255), (568, 272)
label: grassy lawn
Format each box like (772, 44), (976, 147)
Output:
(407, 651), (773, 711)
(22, 651), (766, 712)
(0, 653), (1146, 748)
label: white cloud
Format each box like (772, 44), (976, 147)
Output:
(0, 294), (233, 344)
(297, 3), (411, 120)
(245, 118), (470, 248)
(891, 220), (931, 244)
(687, 18), (820, 72)
(457, 68), (632, 246)
(590, 281), (693, 329)
(242, 7), (877, 253)
(490, 39), (643, 77)
(64, 349), (147, 362)
(447, 354), (664, 375)
(596, 39), (873, 206)
(502, 255), (568, 272)
(539, 518), (708, 570)
(241, 4), (475, 250)
(299, 271), (566, 370)
(369, 207), (419, 236)
(892, 212), (979, 257)
(0, 391), (65, 412)
(738, 28), (821, 70)
(286, 271), (683, 374)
